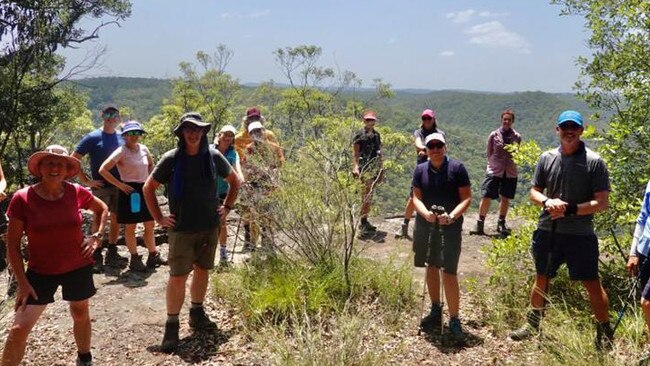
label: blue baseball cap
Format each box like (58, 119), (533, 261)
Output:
(556, 110), (584, 127)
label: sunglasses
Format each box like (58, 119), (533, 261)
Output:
(123, 131), (143, 136)
(102, 111), (119, 119)
(559, 122), (582, 131)
(183, 125), (205, 133)
(426, 142), (445, 149)
(421, 117), (433, 121)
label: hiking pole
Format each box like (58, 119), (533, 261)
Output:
(431, 205), (447, 336)
(609, 228), (627, 263)
(229, 213), (243, 263)
(417, 205), (445, 336)
(612, 278), (640, 334)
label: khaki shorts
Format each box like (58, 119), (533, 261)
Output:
(168, 227), (219, 276)
(92, 186), (119, 213)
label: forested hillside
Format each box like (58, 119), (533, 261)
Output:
(71, 77), (600, 211)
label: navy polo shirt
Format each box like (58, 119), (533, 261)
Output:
(412, 157), (471, 214)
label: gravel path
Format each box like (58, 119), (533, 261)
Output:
(0, 213), (536, 365)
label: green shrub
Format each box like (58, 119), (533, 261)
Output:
(213, 254), (416, 327)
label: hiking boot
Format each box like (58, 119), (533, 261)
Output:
(595, 321), (614, 351)
(242, 242), (255, 252)
(419, 303), (442, 332)
(364, 221), (377, 232)
(105, 245), (128, 267)
(92, 250), (104, 273)
(189, 307), (218, 330)
(469, 220), (485, 235)
(219, 255), (230, 267)
(160, 321), (180, 353)
(638, 347), (650, 366)
(129, 254), (147, 272)
(497, 220), (511, 236)
(395, 223), (412, 240)
(76, 356), (93, 366)
(509, 310), (542, 341)
(146, 251), (167, 269)
(449, 317), (466, 344)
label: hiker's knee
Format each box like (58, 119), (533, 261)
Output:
(641, 297), (650, 311)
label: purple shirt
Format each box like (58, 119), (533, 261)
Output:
(485, 127), (521, 178)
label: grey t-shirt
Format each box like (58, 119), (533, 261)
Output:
(532, 142), (610, 235)
(151, 147), (232, 232)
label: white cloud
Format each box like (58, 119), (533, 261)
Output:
(479, 11), (510, 18)
(439, 51), (455, 57)
(219, 9), (270, 19)
(446, 9), (475, 24)
(463, 21), (531, 54)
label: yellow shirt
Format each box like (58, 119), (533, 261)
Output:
(234, 129), (278, 158)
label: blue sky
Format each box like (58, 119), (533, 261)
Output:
(60, 0), (591, 93)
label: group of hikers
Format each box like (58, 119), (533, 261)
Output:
(1, 103), (650, 365)
(354, 107), (649, 364)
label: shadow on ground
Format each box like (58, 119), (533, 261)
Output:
(420, 325), (484, 353)
(103, 267), (155, 288)
(146, 328), (233, 364)
(359, 230), (388, 243)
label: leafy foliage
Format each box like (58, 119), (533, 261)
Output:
(0, 0), (131, 186)
(552, 0), (650, 232)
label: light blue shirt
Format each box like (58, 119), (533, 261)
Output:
(214, 145), (239, 196)
(632, 180), (650, 256)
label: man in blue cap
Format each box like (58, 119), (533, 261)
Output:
(509, 110), (613, 350)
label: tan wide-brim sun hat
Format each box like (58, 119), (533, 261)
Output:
(27, 144), (81, 179)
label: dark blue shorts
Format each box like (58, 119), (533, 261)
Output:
(481, 175), (517, 200)
(412, 214), (463, 274)
(26, 265), (96, 305)
(636, 254), (650, 301)
(531, 229), (599, 281)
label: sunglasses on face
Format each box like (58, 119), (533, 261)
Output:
(426, 142), (445, 149)
(559, 122), (581, 131)
(102, 111), (119, 119)
(124, 131), (143, 137)
(421, 117), (433, 121)
(183, 125), (204, 133)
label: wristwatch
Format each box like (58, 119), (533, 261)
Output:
(91, 232), (104, 240)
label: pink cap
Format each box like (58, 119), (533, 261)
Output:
(362, 110), (377, 121)
(421, 109), (436, 119)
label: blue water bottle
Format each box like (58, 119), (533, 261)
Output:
(130, 192), (141, 213)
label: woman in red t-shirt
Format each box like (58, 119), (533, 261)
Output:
(1, 145), (107, 366)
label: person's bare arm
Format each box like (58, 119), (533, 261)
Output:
(0, 161), (7, 201)
(6, 218), (35, 311)
(81, 196), (108, 258)
(99, 156), (133, 194)
(143, 176), (175, 228)
(72, 152), (104, 189)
